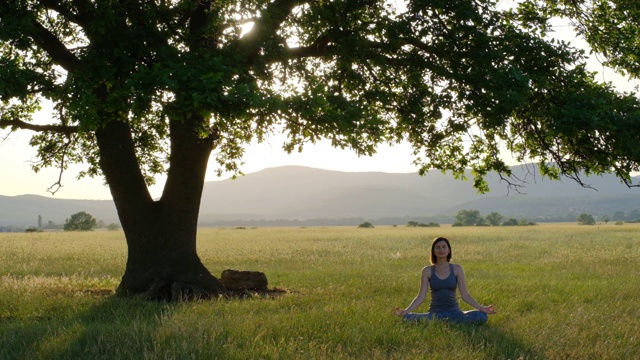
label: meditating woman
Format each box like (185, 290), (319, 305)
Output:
(395, 237), (496, 324)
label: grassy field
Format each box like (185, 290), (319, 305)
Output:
(1, 224), (639, 359)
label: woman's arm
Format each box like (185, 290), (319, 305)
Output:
(395, 266), (430, 316)
(455, 264), (496, 314)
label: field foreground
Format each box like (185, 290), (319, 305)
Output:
(1, 224), (639, 359)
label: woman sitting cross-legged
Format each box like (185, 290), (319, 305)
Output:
(394, 237), (496, 324)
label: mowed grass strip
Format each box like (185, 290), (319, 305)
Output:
(1, 224), (639, 359)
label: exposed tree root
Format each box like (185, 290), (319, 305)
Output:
(136, 278), (226, 301)
(115, 270), (287, 302)
(224, 287), (289, 300)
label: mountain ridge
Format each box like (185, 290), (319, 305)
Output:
(2, 165), (639, 227)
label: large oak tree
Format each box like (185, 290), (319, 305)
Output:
(2, 0), (639, 300)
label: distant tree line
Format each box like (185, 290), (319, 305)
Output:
(357, 220), (441, 228)
(608, 209), (640, 222)
(201, 210), (640, 227)
(452, 210), (536, 227)
(64, 211), (98, 231)
(0, 212), (121, 233)
(0, 225), (28, 233)
(201, 217), (377, 227)
(577, 213), (596, 225)
(61, 211), (120, 231)
(406, 221), (440, 228)
(200, 215), (454, 227)
(358, 221), (375, 228)
(578, 212), (640, 226)
(7, 207), (640, 232)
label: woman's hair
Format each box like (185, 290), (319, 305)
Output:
(430, 237), (452, 264)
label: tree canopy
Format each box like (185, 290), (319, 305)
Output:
(63, 211), (97, 231)
(455, 209), (483, 226)
(577, 213), (596, 225)
(545, 0), (640, 79)
(2, 0), (638, 192)
(485, 211), (504, 226)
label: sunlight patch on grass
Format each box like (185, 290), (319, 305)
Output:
(1, 274), (117, 296)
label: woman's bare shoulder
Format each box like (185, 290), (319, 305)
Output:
(451, 263), (464, 273)
(421, 265), (432, 276)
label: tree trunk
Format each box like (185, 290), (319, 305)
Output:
(116, 207), (227, 301)
(94, 114), (226, 301)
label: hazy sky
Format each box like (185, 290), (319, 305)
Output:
(0, 128), (420, 200)
(1, 18), (637, 200)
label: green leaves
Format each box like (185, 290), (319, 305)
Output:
(2, 0), (639, 192)
(63, 211), (98, 231)
(561, 0), (640, 78)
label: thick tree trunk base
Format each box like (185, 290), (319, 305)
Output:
(116, 277), (228, 301)
(141, 278), (226, 301)
(115, 254), (229, 301)
(114, 269), (286, 302)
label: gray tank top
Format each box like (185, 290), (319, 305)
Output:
(429, 263), (460, 312)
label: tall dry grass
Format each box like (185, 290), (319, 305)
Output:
(1, 224), (639, 359)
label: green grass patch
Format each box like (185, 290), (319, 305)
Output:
(1, 224), (639, 359)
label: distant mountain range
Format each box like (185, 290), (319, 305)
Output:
(2, 165), (640, 228)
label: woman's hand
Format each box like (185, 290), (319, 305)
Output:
(479, 305), (497, 314)
(394, 307), (408, 317)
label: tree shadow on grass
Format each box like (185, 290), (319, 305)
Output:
(402, 319), (544, 359)
(52, 294), (240, 360)
(444, 322), (545, 360)
(3, 289), (205, 359)
(1, 293), (174, 360)
(0, 283), (293, 360)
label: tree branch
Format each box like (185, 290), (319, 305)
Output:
(189, 2), (209, 34)
(40, 0), (71, 17)
(284, 44), (337, 59)
(239, 0), (300, 58)
(0, 119), (79, 134)
(27, 17), (80, 72)
(40, 0), (95, 30)
(46, 135), (74, 196)
(283, 44), (420, 72)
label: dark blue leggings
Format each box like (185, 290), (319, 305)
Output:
(403, 310), (488, 324)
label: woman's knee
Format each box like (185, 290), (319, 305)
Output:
(471, 311), (488, 324)
(402, 313), (432, 322)
(477, 311), (488, 323)
(462, 310), (488, 324)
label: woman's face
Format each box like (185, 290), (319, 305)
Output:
(433, 241), (450, 259)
